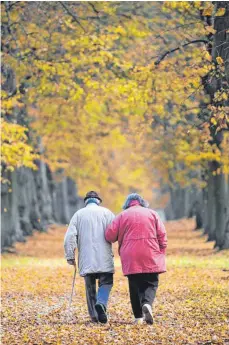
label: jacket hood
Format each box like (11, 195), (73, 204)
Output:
(122, 193), (149, 210)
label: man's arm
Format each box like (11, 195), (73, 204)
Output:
(64, 213), (78, 265)
(106, 210), (115, 226)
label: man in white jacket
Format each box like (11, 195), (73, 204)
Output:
(64, 191), (115, 323)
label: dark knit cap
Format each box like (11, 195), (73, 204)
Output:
(84, 191), (102, 203)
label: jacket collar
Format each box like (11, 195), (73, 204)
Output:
(86, 202), (99, 207)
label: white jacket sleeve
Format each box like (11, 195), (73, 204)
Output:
(106, 210), (116, 227)
(64, 213), (78, 260)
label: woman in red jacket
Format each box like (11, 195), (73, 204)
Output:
(105, 193), (167, 325)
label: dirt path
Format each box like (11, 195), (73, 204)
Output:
(1, 219), (229, 345)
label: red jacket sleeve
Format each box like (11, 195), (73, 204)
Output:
(105, 215), (120, 243)
(155, 213), (167, 253)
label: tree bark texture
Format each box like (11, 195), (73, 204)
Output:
(1, 163), (84, 251)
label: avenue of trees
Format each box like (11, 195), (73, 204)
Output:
(1, 1), (229, 249)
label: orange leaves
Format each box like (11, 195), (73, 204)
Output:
(215, 8), (226, 17)
(205, 26), (216, 35)
(2, 2), (228, 209)
(202, 4), (214, 17)
(2, 221), (229, 344)
(216, 57), (224, 65)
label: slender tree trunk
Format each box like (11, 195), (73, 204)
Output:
(215, 172), (229, 248)
(202, 186), (209, 234)
(205, 167), (216, 241)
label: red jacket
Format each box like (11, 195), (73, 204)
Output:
(105, 200), (167, 275)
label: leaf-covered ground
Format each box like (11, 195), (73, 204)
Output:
(2, 219), (229, 345)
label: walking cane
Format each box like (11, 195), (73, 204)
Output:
(68, 263), (77, 312)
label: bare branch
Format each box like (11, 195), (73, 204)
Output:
(155, 39), (209, 66)
(7, 1), (20, 11)
(88, 2), (99, 15)
(60, 2), (86, 32)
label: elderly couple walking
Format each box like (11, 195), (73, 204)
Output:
(64, 191), (167, 325)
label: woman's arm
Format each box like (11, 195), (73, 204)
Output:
(105, 215), (120, 243)
(155, 213), (167, 253)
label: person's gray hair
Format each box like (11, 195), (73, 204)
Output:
(122, 193), (149, 210)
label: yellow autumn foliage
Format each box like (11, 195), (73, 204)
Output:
(2, 220), (229, 344)
(1, 1), (228, 209)
(1, 120), (38, 172)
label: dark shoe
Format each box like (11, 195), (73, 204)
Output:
(142, 304), (153, 325)
(95, 303), (108, 324)
(91, 317), (98, 323)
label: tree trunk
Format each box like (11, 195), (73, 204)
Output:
(1, 163), (82, 251)
(215, 172), (229, 249)
(201, 1), (229, 248)
(205, 168), (216, 241)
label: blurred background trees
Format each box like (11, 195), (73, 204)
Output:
(1, 1), (229, 249)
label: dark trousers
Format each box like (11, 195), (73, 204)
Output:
(127, 273), (159, 319)
(84, 273), (113, 321)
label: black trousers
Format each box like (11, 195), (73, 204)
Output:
(84, 273), (113, 321)
(127, 273), (159, 319)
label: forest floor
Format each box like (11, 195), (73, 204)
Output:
(1, 219), (229, 345)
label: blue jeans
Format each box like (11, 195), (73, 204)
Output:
(84, 273), (113, 320)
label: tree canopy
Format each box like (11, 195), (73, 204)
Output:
(1, 1), (229, 211)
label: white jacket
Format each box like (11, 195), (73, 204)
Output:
(64, 203), (115, 276)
